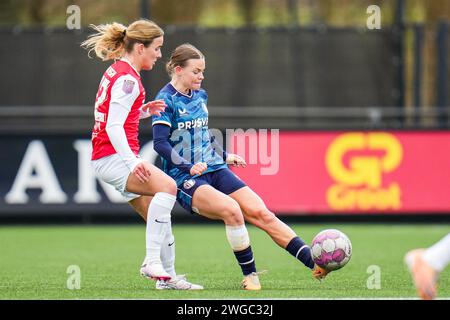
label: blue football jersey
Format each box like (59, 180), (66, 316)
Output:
(152, 83), (227, 186)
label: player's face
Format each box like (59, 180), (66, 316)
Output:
(140, 36), (164, 71)
(181, 59), (205, 91)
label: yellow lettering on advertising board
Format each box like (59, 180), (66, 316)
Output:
(326, 133), (403, 211)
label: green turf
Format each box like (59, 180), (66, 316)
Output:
(0, 223), (449, 299)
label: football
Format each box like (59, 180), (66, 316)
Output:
(311, 229), (352, 271)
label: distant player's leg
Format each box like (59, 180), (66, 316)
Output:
(228, 186), (328, 280)
(405, 233), (450, 299)
(127, 165), (177, 280)
(191, 185), (262, 290)
(129, 194), (203, 290)
(423, 233), (450, 273)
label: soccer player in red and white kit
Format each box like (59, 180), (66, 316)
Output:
(81, 20), (202, 290)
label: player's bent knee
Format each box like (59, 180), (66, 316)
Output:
(222, 200), (244, 225)
(158, 179), (177, 196)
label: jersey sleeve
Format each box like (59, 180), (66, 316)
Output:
(105, 74), (142, 171)
(106, 103), (143, 171)
(153, 124), (193, 174)
(110, 74), (140, 111)
(151, 93), (174, 127)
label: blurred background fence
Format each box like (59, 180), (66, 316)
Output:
(0, 0), (449, 221)
(0, 22), (449, 131)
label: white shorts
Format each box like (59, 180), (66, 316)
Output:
(91, 153), (140, 202)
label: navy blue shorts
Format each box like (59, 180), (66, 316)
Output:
(177, 168), (247, 214)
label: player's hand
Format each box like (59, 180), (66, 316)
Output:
(226, 154), (247, 168)
(190, 162), (208, 176)
(141, 99), (167, 116)
(132, 161), (152, 183)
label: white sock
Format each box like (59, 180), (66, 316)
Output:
(161, 231), (176, 277)
(423, 233), (450, 272)
(225, 224), (250, 251)
(145, 192), (176, 264)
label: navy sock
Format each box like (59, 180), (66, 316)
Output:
(233, 246), (257, 276)
(286, 236), (315, 269)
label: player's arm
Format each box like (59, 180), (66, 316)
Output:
(225, 153), (247, 167)
(153, 124), (202, 174)
(105, 75), (148, 180)
(152, 94), (208, 176)
(139, 99), (167, 119)
(209, 132), (246, 168)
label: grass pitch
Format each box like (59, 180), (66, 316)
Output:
(0, 223), (449, 299)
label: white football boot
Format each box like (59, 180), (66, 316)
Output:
(156, 275), (204, 290)
(140, 260), (171, 281)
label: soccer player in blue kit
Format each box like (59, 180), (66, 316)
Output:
(152, 43), (329, 290)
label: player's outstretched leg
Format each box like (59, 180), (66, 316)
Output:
(229, 186), (330, 280)
(192, 185), (263, 290)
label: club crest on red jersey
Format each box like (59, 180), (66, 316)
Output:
(122, 79), (135, 94)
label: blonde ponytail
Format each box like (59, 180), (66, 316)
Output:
(81, 22), (127, 61)
(81, 20), (164, 61)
